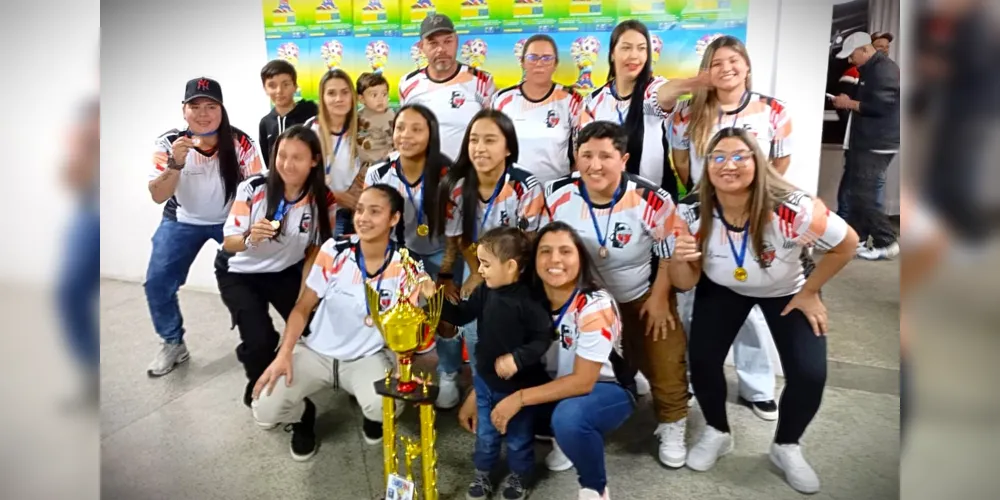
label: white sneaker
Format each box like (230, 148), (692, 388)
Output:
(634, 371), (651, 396)
(770, 443), (820, 494)
(578, 486), (610, 499)
(654, 418), (687, 468)
(686, 426), (733, 472)
(546, 442), (573, 471)
(147, 343), (190, 377)
(857, 241), (900, 261)
(434, 371), (460, 409)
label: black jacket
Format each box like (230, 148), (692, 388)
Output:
(258, 100), (319, 168)
(849, 52), (900, 152)
(441, 282), (552, 393)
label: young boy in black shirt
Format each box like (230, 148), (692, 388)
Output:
(258, 60), (318, 168)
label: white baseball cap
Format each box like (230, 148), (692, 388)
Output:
(836, 31), (872, 59)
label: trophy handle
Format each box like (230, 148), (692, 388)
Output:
(424, 287), (445, 332)
(364, 283), (385, 337)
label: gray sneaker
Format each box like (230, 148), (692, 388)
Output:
(147, 343), (190, 377)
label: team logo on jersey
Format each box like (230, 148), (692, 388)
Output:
(559, 324), (574, 349)
(611, 222), (632, 248)
(757, 242), (777, 268)
(545, 110), (560, 128)
(379, 289), (393, 311)
(450, 91), (466, 108)
(499, 210), (510, 227)
(299, 212), (312, 233)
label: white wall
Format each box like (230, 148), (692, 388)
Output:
(101, 0), (834, 294)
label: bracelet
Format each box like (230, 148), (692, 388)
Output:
(244, 234), (257, 250)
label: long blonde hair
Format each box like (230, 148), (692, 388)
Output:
(696, 127), (797, 261)
(317, 69), (358, 183)
(688, 36), (752, 159)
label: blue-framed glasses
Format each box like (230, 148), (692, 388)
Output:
(709, 150), (753, 167)
(524, 54), (557, 64)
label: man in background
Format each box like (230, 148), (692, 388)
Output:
(832, 32), (901, 260)
(872, 32), (894, 56)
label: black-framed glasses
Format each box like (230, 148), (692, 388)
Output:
(524, 54), (556, 64)
(709, 150), (753, 167)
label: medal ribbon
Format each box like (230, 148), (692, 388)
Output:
(325, 126), (347, 176)
(553, 288), (580, 335)
(611, 80), (627, 125)
(579, 177), (623, 252)
(356, 242), (393, 321)
(473, 168), (508, 243)
(715, 204), (749, 275)
(397, 160), (426, 230)
(273, 199), (294, 224)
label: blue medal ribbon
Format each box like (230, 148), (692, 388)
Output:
(578, 177), (624, 253)
(552, 288), (580, 333)
(473, 168), (508, 243)
(397, 160), (426, 231)
(356, 242), (393, 320)
(715, 204), (749, 279)
(273, 198), (294, 224)
(325, 126), (347, 176)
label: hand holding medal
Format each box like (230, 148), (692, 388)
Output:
(247, 219), (277, 246)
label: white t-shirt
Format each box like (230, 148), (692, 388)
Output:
(670, 91), (793, 185)
(220, 176), (337, 274)
(364, 153), (448, 256)
(398, 64), (497, 162)
(150, 127), (264, 225)
(305, 116), (361, 193)
(548, 290), (623, 382)
(673, 191), (849, 298)
(491, 83), (583, 183)
(543, 172), (676, 303)
(444, 165), (546, 240)
(304, 236), (409, 360)
(580, 77), (668, 186)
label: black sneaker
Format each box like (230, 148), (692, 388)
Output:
(741, 397), (779, 421)
(288, 398), (317, 461)
(362, 417), (383, 445)
(466, 470), (493, 500)
(501, 473), (530, 500)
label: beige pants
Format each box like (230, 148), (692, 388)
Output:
(253, 343), (402, 424)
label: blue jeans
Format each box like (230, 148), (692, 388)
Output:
(836, 151), (886, 219)
(144, 218), (223, 344)
(57, 206), (100, 370)
(548, 382), (635, 494)
(473, 375), (535, 476)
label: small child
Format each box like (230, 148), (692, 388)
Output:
(356, 72), (396, 168)
(432, 227), (551, 500)
(258, 60), (318, 169)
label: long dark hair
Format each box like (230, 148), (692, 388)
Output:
(607, 20), (654, 176)
(393, 104), (451, 238)
(531, 221), (607, 306)
(213, 106), (241, 205)
(264, 125), (333, 244)
(361, 184), (407, 247)
(439, 109), (519, 247)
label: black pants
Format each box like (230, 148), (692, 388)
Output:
(216, 262), (303, 402)
(845, 149), (897, 247)
(689, 276), (827, 444)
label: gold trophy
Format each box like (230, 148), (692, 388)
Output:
(365, 248), (445, 500)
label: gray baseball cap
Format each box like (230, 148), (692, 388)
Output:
(420, 13), (455, 39)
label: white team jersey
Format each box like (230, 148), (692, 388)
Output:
(444, 165), (546, 240)
(305, 116), (361, 193)
(492, 83), (583, 183)
(543, 172), (677, 303)
(304, 236), (411, 360)
(398, 64), (497, 162)
(580, 77), (668, 186)
(364, 153), (448, 256)
(674, 191), (849, 298)
(670, 91), (793, 185)
(219, 176), (336, 274)
(549, 290), (623, 382)
(150, 127), (263, 225)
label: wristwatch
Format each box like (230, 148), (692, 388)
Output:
(167, 156), (185, 171)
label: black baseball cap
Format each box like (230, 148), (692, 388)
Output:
(183, 77), (224, 104)
(420, 14), (455, 40)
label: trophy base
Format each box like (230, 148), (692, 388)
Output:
(375, 378), (439, 404)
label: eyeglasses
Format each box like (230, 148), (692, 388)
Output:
(709, 150), (753, 167)
(524, 54), (556, 65)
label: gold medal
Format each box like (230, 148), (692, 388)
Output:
(270, 220), (281, 230)
(417, 224), (429, 237)
(598, 247), (610, 259)
(364, 316), (374, 328)
(733, 267), (748, 282)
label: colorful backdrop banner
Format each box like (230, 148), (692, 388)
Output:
(262, 0), (748, 104)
